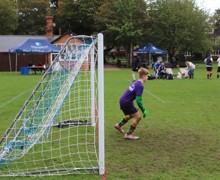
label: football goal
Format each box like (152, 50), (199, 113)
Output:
(0, 33), (105, 176)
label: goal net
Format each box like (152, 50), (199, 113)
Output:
(0, 34), (104, 176)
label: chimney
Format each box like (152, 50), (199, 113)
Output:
(45, 14), (54, 37)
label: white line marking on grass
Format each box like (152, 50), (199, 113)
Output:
(0, 88), (32, 108)
(126, 80), (166, 103)
(144, 89), (166, 103)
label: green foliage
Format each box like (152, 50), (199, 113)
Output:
(0, 0), (18, 34)
(110, 0), (146, 44)
(94, 0), (148, 49)
(213, 9), (220, 27)
(15, 0), (51, 35)
(54, 0), (103, 35)
(212, 9), (220, 49)
(148, 0), (212, 54)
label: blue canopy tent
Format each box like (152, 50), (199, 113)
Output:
(133, 43), (168, 54)
(132, 43), (168, 63)
(9, 39), (61, 72)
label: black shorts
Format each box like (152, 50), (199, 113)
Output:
(121, 105), (138, 116)
(217, 67), (220, 72)
(132, 66), (139, 72)
(206, 67), (212, 71)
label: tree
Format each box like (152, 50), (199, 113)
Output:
(0, 0), (18, 35)
(147, 0), (212, 54)
(94, 0), (149, 61)
(15, 0), (51, 35)
(211, 9), (220, 50)
(54, 0), (103, 35)
(213, 9), (220, 27)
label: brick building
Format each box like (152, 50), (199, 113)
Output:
(0, 15), (75, 71)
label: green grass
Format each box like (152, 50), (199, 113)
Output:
(1, 64), (220, 179)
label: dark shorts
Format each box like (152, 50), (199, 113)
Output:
(218, 67), (220, 72)
(121, 105), (138, 116)
(206, 67), (212, 71)
(132, 66), (139, 72)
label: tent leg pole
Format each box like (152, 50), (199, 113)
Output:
(9, 53), (12, 72)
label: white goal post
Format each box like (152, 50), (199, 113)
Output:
(0, 33), (105, 176)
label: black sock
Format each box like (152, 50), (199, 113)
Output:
(119, 118), (128, 127)
(127, 125), (136, 135)
(217, 74), (219, 78)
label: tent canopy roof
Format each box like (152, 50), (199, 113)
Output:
(133, 43), (168, 54)
(9, 39), (60, 54)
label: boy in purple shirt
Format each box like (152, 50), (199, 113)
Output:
(114, 68), (149, 140)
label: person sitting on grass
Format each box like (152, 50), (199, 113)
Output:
(156, 62), (167, 79)
(114, 67), (149, 140)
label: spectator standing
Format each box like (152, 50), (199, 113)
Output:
(112, 53), (116, 61)
(217, 55), (220, 79)
(186, 61), (196, 79)
(204, 54), (213, 79)
(131, 53), (141, 81)
(157, 56), (163, 63)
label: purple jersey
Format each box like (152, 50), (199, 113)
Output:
(120, 80), (144, 108)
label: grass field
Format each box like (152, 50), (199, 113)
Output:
(0, 63), (220, 180)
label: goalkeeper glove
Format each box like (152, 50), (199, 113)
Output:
(143, 109), (147, 118)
